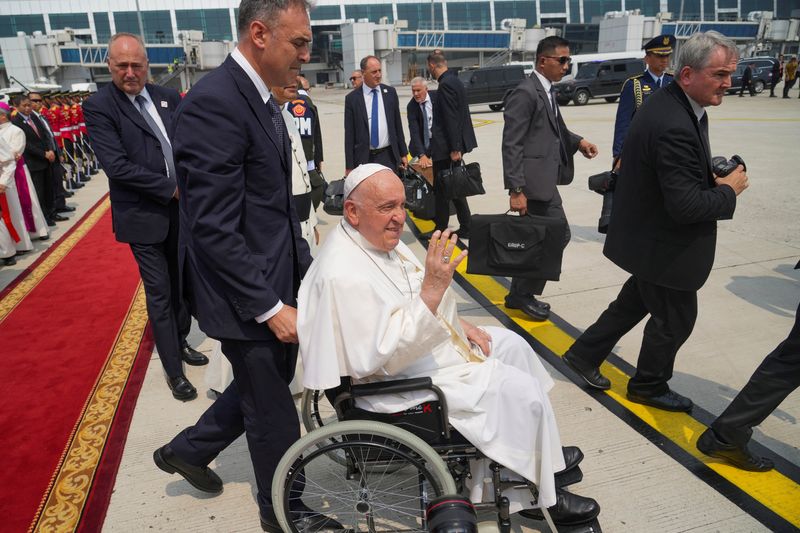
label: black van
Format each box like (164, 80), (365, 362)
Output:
(458, 65), (526, 111)
(553, 58), (644, 106)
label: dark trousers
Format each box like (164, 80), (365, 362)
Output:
(129, 202), (189, 378)
(711, 301), (800, 448)
(433, 158), (471, 232)
(169, 338), (300, 514)
(570, 275), (697, 396)
(783, 77), (796, 97)
(368, 147), (397, 170)
(509, 196), (570, 297)
(28, 168), (54, 218)
(50, 162), (67, 209)
(739, 79), (755, 96)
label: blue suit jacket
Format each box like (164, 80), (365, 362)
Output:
(173, 55), (312, 341)
(406, 90), (436, 158)
(84, 83), (180, 244)
(612, 70), (673, 158)
(343, 83), (407, 169)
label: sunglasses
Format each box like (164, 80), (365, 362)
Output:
(543, 55), (572, 65)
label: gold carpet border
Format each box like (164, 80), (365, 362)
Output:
(0, 197), (111, 324)
(30, 283), (148, 533)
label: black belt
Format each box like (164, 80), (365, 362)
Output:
(369, 146), (390, 155)
(293, 192), (312, 222)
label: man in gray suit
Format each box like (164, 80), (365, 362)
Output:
(502, 36), (598, 320)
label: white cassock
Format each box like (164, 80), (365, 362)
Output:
(0, 122), (36, 251)
(0, 122), (48, 242)
(0, 217), (16, 259)
(297, 221), (565, 511)
(204, 106), (318, 396)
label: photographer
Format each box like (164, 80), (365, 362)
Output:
(562, 31), (748, 413)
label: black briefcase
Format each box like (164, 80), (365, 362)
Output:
(467, 213), (567, 280)
(400, 167), (431, 212)
(322, 179), (345, 216)
(437, 161), (485, 200)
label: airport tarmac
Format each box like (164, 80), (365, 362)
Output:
(5, 82), (797, 532)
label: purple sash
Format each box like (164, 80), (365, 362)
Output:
(14, 157), (36, 232)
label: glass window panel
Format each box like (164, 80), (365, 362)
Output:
(625, 0), (661, 15)
(176, 9), (231, 41)
(446, 2), (491, 30)
(396, 3), (444, 30)
(345, 4), (393, 23)
(0, 14), (46, 37)
(311, 6), (342, 20)
(492, 1), (536, 28)
(93, 12), (111, 43)
(115, 11), (173, 44)
(49, 13), (90, 30)
(582, 0), (622, 22)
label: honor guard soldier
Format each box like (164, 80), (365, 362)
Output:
(612, 34), (675, 161)
(287, 80), (325, 208)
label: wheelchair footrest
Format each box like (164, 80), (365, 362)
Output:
(556, 465), (583, 488)
(556, 517), (603, 533)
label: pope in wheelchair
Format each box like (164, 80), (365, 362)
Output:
(296, 164), (601, 528)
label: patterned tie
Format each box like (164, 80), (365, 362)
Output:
(267, 96), (286, 149)
(421, 101), (431, 150)
(134, 95), (175, 180)
(370, 88), (380, 149)
(25, 116), (40, 137)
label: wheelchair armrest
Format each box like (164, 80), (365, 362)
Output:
(350, 377), (435, 397)
(334, 377), (451, 440)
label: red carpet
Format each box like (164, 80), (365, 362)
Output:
(0, 197), (154, 532)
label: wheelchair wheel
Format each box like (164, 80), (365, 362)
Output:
(272, 420), (457, 532)
(301, 388), (337, 433)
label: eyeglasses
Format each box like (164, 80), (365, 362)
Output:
(543, 55), (572, 65)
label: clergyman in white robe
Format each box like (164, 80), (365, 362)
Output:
(204, 99), (318, 396)
(297, 216), (569, 511)
(0, 120), (49, 243)
(0, 122), (37, 252)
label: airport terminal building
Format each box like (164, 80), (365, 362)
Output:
(1, 0), (799, 91)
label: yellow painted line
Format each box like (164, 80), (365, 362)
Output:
(408, 212), (800, 528)
(0, 197), (111, 324)
(471, 119), (495, 128)
(714, 117), (800, 122)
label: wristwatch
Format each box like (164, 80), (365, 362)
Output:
(509, 186), (524, 195)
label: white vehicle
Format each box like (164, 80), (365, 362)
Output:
(71, 82), (98, 92)
(505, 60), (534, 76)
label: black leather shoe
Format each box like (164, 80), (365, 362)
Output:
(519, 488), (600, 526)
(52, 213), (69, 222)
(56, 206), (76, 213)
(167, 375), (197, 401)
(260, 502), (345, 532)
(2, 256), (17, 266)
(182, 344), (209, 366)
(627, 389), (692, 412)
(39, 235), (50, 241)
(505, 293), (550, 321)
(563, 350), (610, 390)
(696, 428), (773, 472)
(558, 446), (584, 474)
(46, 219), (56, 227)
(64, 191), (74, 197)
(531, 296), (550, 310)
(153, 444), (222, 493)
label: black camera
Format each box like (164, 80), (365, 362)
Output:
(712, 154), (746, 178)
(426, 495), (478, 533)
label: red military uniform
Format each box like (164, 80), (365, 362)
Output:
(43, 104), (63, 149)
(60, 103), (74, 143)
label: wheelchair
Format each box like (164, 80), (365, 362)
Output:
(272, 376), (600, 533)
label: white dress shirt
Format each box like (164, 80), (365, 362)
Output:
(533, 69), (555, 111)
(362, 83), (390, 149)
(127, 88), (170, 145)
(420, 94), (433, 144)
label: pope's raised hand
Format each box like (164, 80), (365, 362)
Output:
(420, 229), (467, 314)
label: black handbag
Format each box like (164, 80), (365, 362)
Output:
(399, 167), (432, 212)
(437, 160), (485, 200)
(467, 213), (567, 280)
(322, 178), (345, 216)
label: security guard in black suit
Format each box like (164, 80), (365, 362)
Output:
(612, 34), (675, 161)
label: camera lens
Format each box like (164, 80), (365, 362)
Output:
(426, 495), (478, 533)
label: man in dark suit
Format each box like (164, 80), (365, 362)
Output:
(562, 31), (748, 412)
(84, 33), (207, 402)
(697, 289), (799, 472)
(152, 2), (324, 530)
(344, 55), (407, 174)
(739, 62), (756, 97)
(29, 92), (74, 215)
(425, 53), (477, 237)
(406, 76), (435, 168)
(11, 95), (61, 226)
(502, 36), (598, 321)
